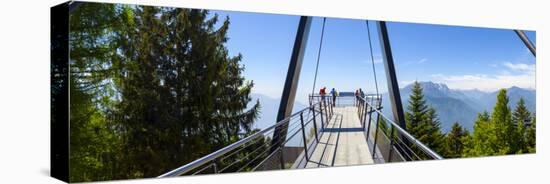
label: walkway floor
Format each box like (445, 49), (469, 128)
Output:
(305, 106), (374, 168)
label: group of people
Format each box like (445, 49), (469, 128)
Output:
(318, 87), (339, 107)
(317, 87), (367, 107)
(355, 88), (365, 105)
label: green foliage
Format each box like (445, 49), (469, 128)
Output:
(525, 116), (536, 153)
(404, 82), (445, 159)
(443, 122), (469, 158)
(460, 90), (536, 157)
(401, 84), (536, 159)
(464, 111), (496, 156)
(68, 3), (127, 182)
(68, 3), (260, 182)
(512, 98), (531, 153)
(69, 76), (122, 182)
(406, 81), (428, 128)
(491, 89), (516, 154)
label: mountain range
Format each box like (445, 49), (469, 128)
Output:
(382, 81), (535, 132)
(248, 81), (535, 133)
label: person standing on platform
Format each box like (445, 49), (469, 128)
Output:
(354, 89), (359, 105)
(330, 88), (338, 107)
(319, 87), (327, 102)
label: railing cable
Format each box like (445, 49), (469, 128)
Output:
(311, 17), (327, 95)
(365, 20), (380, 97)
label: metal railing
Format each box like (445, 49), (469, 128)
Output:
(159, 98), (334, 177)
(356, 95), (443, 162)
(309, 93), (361, 108)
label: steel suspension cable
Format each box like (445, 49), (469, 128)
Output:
(365, 20), (380, 97)
(311, 17), (327, 95)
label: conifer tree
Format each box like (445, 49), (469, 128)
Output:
(491, 89), (515, 154)
(444, 122), (468, 158)
(465, 111), (495, 156)
(512, 98), (531, 153)
(525, 115), (536, 153)
(68, 4), (261, 181)
(512, 98), (531, 127)
(111, 7), (261, 178)
(68, 3), (129, 182)
(406, 81), (428, 129)
(405, 82), (445, 158)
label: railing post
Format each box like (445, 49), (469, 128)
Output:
(357, 99), (361, 118)
(361, 100), (365, 120)
(300, 112), (309, 162)
(327, 97), (331, 118)
(311, 107), (319, 142)
(319, 102), (325, 129)
(279, 146), (285, 169)
(362, 101), (368, 129)
(372, 113), (381, 158)
(329, 97), (333, 117)
(388, 125), (395, 161)
(359, 101), (362, 119)
(365, 102), (373, 142)
(324, 98), (329, 124)
(213, 158), (219, 173)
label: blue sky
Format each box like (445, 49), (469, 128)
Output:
(211, 10), (536, 104)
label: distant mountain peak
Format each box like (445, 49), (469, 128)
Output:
(404, 81), (450, 93)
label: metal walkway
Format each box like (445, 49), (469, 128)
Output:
(158, 95), (442, 178)
(306, 106), (374, 168)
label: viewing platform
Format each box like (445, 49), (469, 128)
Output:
(306, 106), (374, 168)
(158, 94), (442, 178)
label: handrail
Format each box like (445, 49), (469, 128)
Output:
(158, 101), (324, 177)
(309, 94), (381, 98)
(357, 96), (443, 160)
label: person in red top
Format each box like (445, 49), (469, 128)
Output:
(319, 87), (327, 101)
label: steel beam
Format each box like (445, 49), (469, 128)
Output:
(377, 21), (407, 130)
(514, 30), (536, 57)
(68, 1), (83, 13)
(271, 16), (312, 151)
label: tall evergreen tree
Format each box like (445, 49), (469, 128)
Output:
(406, 81), (428, 129)
(512, 98), (531, 127)
(68, 3), (130, 182)
(525, 116), (536, 153)
(444, 122), (469, 158)
(405, 81), (445, 158)
(465, 111), (495, 156)
(111, 7), (261, 178)
(465, 89), (522, 156)
(68, 4), (261, 181)
(512, 98), (531, 153)
(491, 89), (516, 154)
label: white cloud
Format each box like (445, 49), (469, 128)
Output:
(418, 58), (428, 64)
(503, 62), (535, 73)
(399, 80), (416, 86)
(429, 60), (536, 91)
(430, 72), (535, 91)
